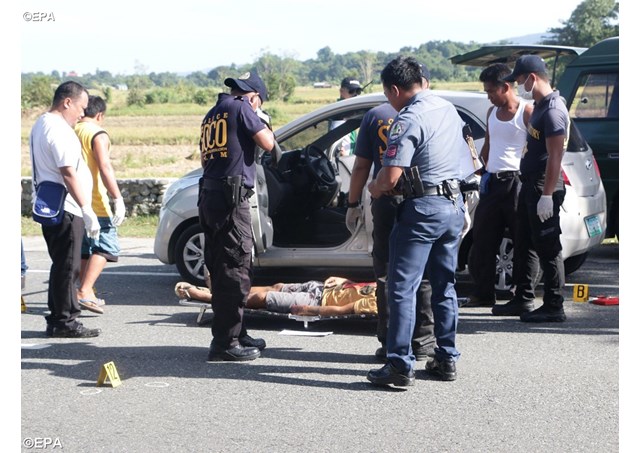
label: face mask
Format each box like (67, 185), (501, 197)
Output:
(517, 75), (535, 100)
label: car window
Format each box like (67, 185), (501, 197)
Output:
(566, 121), (590, 154)
(457, 110), (485, 140)
(278, 108), (370, 152)
(279, 105), (486, 152)
(279, 120), (332, 151)
(570, 72), (619, 119)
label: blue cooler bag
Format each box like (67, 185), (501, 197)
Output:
(32, 181), (67, 226)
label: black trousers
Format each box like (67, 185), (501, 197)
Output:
(199, 188), (253, 349)
(512, 176), (566, 306)
(371, 195), (435, 351)
(42, 212), (84, 329)
(469, 174), (520, 300)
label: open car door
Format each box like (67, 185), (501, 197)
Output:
(450, 44), (586, 87)
(252, 144), (275, 254)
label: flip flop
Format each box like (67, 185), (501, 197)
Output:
(78, 298), (105, 314)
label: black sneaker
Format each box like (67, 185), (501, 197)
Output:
(207, 345), (260, 362)
(239, 334), (266, 351)
(46, 323), (101, 338)
(520, 304), (566, 323)
(491, 299), (535, 316)
(425, 357), (457, 381)
(374, 346), (386, 362)
(367, 363), (415, 387)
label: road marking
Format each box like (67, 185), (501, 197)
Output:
(26, 270), (181, 277)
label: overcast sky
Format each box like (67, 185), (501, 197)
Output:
(18, 0), (586, 75)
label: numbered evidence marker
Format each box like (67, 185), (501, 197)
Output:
(97, 361), (122, 387)
(573, 284), (589, 303)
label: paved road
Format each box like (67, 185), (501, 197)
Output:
(20, 236), (620, 452)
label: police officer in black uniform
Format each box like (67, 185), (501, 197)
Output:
(199, 72), (275, 361)
(491, 55), (569, 323)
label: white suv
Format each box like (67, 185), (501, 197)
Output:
(154, 92), (607, 292)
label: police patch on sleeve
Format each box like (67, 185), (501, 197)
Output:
(389, 122), (402, 139)
(385, 144), (398, 158)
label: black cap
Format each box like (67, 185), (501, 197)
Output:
(417, 62), (430, 81)
(224, 71), (268, 101)
(503, 55), (547, 82)
(340, 77), (362, 93)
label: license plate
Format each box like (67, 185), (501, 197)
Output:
(584, 215), (603, 237)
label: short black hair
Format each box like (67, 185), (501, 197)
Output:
(51, 81), (88, 107)
(479, 63), (512, 86)
(380, 56), (422, 91)
(84, 95), (107, 118)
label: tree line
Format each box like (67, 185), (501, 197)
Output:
(21, 0), (618, 110)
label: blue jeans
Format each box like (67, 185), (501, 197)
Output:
(386, 194), (464, 374)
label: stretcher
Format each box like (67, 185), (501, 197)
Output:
(178, 299), (377, 328)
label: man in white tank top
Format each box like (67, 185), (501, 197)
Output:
(466, 64), (533, 307)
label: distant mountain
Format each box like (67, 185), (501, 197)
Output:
(498, 32), (556, 45)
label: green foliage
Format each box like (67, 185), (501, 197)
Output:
(544, 0), (619, 47)
(126, 88), (145, 107)
(193, 88), (218, 106)
(255, 52), (299, 101)
(21, 75), (55, 109)
(103, 86), (113, 103)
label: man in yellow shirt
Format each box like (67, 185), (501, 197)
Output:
(74, 95), (126, 314)
(175, 276), (377, 316)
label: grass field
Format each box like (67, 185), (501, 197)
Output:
(20, 82), (482, 179)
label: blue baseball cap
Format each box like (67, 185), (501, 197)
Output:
(224, 71), (268, 101)
(503, 55), (547, 82)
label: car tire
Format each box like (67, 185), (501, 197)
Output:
(467, 235), (542, 300)
(564, 252), (588, 276)
(175, 223), (206, 287)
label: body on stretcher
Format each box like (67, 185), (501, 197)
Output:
(177, 299), (377, 328)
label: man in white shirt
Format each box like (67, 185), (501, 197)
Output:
(467, 64), (532, 307)
(30, 81), (102, 338)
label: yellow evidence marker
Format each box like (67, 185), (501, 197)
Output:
(97, 361), (122, 387)
(573, 284), (589, 303)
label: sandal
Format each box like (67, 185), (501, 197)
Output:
(78, 298), (105, 314)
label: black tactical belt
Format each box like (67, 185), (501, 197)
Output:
(201, 177), (253, 198)
(423, 184), (460, 197)
(407, 180), (460, 199)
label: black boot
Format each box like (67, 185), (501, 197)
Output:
(491, 299), (535, 316)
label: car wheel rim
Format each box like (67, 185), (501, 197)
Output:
(183, 233), (205, 281)
(495, 238), (514, 292)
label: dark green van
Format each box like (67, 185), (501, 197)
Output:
(451, 37), (620, 237)
(556, 37), (619, 237)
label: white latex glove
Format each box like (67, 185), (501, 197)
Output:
(112, 197), (126, 227)
(345, 206), (363, 234)
(81, 205), (101, 241)
(537, 195), (554, 222)
(461, 208), (471, 237)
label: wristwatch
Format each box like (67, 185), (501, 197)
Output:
(347, 200), (360, 208)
